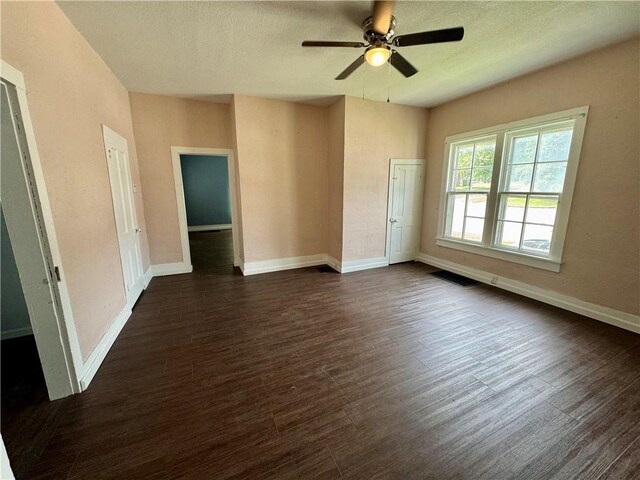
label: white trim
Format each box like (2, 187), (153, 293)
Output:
(242, 254), (328, 276)
(385, 159), (426, 265)
(236, 257), (245, 274)
(416, 253), (640, 334)
(238, 254), (390, 276)
(0, 61), (23, 88)
(1, 60), (83, 398)
(444, 106), (590, 142)
(326, 256), (342, 273)
(171, 147), (240, 275)
(1, 434), (14, 480)
(151, 262), (193, 277)
(1, 326), (33, 340)
(437, 106), (589, 272)
(79, 304), (132, 390)
(143, 267), (153, 288)
(435, 237), (561, 272)
(340, 256), (389, 273)
(188, 224), (232, 232)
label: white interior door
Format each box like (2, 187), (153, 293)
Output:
(387, 159), (425, 264)
(102, 126), (144, 306)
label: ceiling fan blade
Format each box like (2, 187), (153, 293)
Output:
(335, 55), (365, 80)
(372, 1), (395, 35)
(302, 41), (366, 48)
(390, 51), (418, 78)
(393, 27), (464, 47)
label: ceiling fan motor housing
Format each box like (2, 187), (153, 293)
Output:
(361, 15), (397, 44)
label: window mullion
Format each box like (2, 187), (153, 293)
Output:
(461, 193), (469, 239)
(484, 132), (504, 247)
(519, 193), (531, 250)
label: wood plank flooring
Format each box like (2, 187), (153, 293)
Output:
(3, 262), (639, 479)
(189, 230), (234, 269)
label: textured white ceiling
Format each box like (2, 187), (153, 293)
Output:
(57, 1), (640, 107)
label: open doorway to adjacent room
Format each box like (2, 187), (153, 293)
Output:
(2, 62), (83, 477)
(171, 147), (239, 272)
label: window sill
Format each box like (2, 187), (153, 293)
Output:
(435, 237), (561, 272)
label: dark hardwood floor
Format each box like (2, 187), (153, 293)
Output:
(3, 262), (639, 479)
(189, 230), (234, 270)
(1, 335), (59, 479)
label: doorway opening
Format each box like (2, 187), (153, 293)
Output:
(385, 158), (426, 264)
(1, 206), (49, 478)
(171, 147), (239, 272)
(2, 61), (83, 476)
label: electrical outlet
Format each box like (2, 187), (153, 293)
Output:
(490, 275), (498, 285)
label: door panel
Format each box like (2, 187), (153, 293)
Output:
(388, 161), (425, 264)
(103, 128), (144, 306)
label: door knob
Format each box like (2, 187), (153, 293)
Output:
(389, 218), (397, 223)
(135, 227), (142, 233)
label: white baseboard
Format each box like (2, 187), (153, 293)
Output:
(142, 267), (153, 288)
(1, 326), (33, 340)
(340, 256), (389, 273)
(188, 224), (232, 232)
(326, 256), (342, 272)
(1, 434), (15, 480)
(151, 262), (193, 277)
(79, 303), (132, 390)
(415, 253), (640, 334)
(241, 254), (391, 276)
(242, 254), (328, 276)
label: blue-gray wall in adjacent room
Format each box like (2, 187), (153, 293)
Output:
(1, 206), (31, 337)
(180, 155), (231, 226)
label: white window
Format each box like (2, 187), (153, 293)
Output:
(437, 107), (589, 272)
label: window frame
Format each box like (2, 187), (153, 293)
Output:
(443, 134), (497, 243)
(436, 106), (589, 272)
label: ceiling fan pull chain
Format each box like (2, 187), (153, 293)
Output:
(387, 56), (391, 103)
(362, 55), (365, 100)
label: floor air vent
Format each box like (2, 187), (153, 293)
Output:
(429, 270), (478, 286)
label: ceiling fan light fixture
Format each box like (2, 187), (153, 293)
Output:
(365, 46), (391, 67)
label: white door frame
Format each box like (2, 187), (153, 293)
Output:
(1, 60), (82, 399)
(101, 124), (145, 308)
(384, 158), (426, 263)
(171, 146), (240, 269)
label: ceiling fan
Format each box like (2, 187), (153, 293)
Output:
(302, 1), (464, 80)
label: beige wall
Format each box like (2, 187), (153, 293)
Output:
(328, 98), (346, 261)
(1, 2), (150, 360)
(421, 37), (640, 315)
(128, 93), (231, 264)
(343, 96), (429, 262)
(232, 95), (329, 263)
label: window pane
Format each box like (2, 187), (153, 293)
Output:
(452, 169), (471, 191)
(467, 194), (487, 218)
(499, 194), (526, 222)
(522, 224), (553, 254)
(473, 141), (495, 168)
(496, 221), (522, 248)
(511, 134), (538, 164)
(533, 162), (566, 192)
(454, 145), (474, 169)
(526, 195), (558, 226)
(471, 167), (492, 191)
(538, 129), (573, 162)
(447, 194), (466, 238)
(506, 164), (534, 192)
(463, 217), (484, 242)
